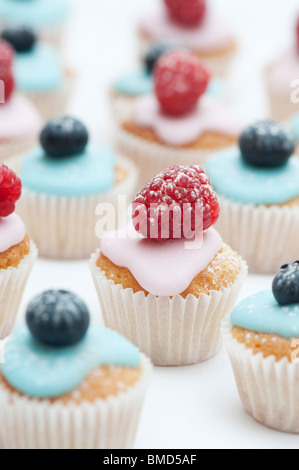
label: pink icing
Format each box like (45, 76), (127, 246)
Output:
(139, 6), (232, 52)
(0, 94), (41, 141)
(133, 94), (241, 146)
(101, 226), (223, 296)
(268, 47), (299, 95)
(0, 213), (26, 254)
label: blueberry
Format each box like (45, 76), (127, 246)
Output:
(40, 117), (89, 158)
(144, 43), (182, 74)
(26, 290), (90, 347)
(272, 262), (299, 306)
(239, 120), (295, 168)
(2, 25), (36, 53)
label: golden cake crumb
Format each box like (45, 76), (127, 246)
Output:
(231, 326), (299, 362)
(0, 365), (142, 404)
(122, 121), (237, 150)
(97, 244), (243, 298)
(0, 234), (30, 270)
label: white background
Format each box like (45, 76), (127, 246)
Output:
(14, 0), (299, 449)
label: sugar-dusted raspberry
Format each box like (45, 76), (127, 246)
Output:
(164, 0), (206, 26)
(154, 50), (210, 116)
(0, 163), (22, 217)
(0, 40), (14, 73)
(132, 165), (219, 240)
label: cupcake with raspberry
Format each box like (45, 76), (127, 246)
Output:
(0, 40), (41, 161)
(266, 17), (299, 121)
(1, 26), (73, 119)
(0, 164), (38, 339)
(116, 50), (241, 190)
(137, 0), (236, 77)
(206, 120), (299, 274)
(111, 43), (223, 120)
(0, 0), (70, 47)
(13, 116), (138, 259)
(90, 165), (247, 366)
(222, 263), (299, 433)
(0, 290), (152, 449)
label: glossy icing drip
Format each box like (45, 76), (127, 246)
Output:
(133, 94), (240, 146)
(139, 7), (232, 52)
(20, 144), (116, 196)
(0, 94), (41, 141)
(1, 325), (141, 398)
(205, 148), (299, 205)
(101, 226), (223, 296)
(231, 290), (299, 339)
(0, 213), (26, 254)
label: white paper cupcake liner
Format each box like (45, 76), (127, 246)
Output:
(215, 196), (299, 274)
(137, 31), (236, 77)
(222, 316), (299, 434)
(0, 354), (152, 449)
(0, 241), (38, 340)
(115, 124), (235, 190)
(14, 155), (138, 260)
(90, 250), (247, 366)
(25, 70), (75, 120)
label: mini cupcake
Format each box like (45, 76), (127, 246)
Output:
(1, 26), (73, 119)
(111, 42), (223, 120)
(137, 0), (236, 77)
(90, 165), (247, 366)
(116, 50), (241, 190)
(0, 0), (70, 47)
(266, 17), (299, 121)
(0, 41), (41, 161)
(13, 116), (138, 260)
(0, 290), (152, 449)
(206, 120), (299, 274)
(222, 263), (299, 433)
(0, 164), (38, 339)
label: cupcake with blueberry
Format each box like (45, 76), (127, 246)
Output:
(13, 116), (138, 259)
(90, 165), (247, 366)
(0, 40), (41, 161)
(1, 26), (73, 119)
(206, 120), (299, 274)
(0, 164), (38, 339)
(0, 0), (70, 47)
(222, 263), (299, 433)
(266, 18), (299, 121)
(137, 0), (236, 77)
(0, 290), (152, 449)
(116, 50), (241, 190)
(111, 42), (223, 120)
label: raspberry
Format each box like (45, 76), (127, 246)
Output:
(0, 40), (14, 74)
(0, 164), (22, 217)
(164, 0), (206, 26)
(1, 71), (15, 102)
(132, 165), (219, 240)
(154, 50), (210, 116)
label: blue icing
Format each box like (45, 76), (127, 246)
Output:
(14, 43), (63, 92)
(0, 0), (69, 29)
(231, 290), (299, 339)
(290, 114), (299, 142)
(114, 68), (222, 99)
(205, 148), (299, 205)
(2, 325), (141, 398)
(20, 144), (116, 196)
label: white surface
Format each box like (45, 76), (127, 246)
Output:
(14, 0), (299, 449)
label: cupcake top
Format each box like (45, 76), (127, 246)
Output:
(128, 50), (240, 147)
(0, 0), (69, 30)
(139, 0), (233, 52)
(1, 290), (141, 398)
(0, 40), (41, 140)
(2, 26), (63, 93)
(20, 117), (117, 196)
(0, 163), (26, 255)
(101, 165), (223, 297)
(206, 120), (299, 205)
